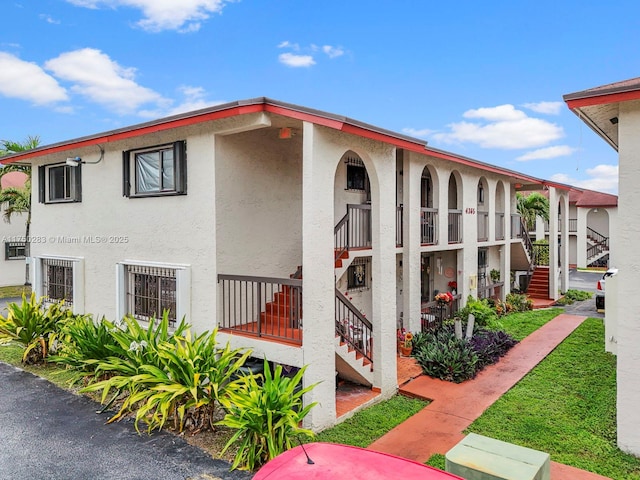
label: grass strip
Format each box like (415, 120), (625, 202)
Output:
(312, 395), (428, 448)
(467, 318), (640, 479)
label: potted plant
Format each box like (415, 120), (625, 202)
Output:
(435, 292), (453, 305)
(490, 269), (500, 283)
(397, 328), (413, 357)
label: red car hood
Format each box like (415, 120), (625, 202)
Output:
(252, 442), (464, 479)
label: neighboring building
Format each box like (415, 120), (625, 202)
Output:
(529, 187), (618, 269)
(564, 77), (639, 456)
(1, 98), (572, 430)
(0, 171), (28, 287)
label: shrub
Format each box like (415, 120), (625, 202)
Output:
(457, 295), (498, 327)
(556, 289), (593, 305)
(82, 316), (250, 434)
(0, 294), (74, 364)
(49, 315), (119, 383)
(128, 328), (251, 433)
(218, 361), (317, 471)
(505, 292), (533, 312)
(413, 323), (518, 383)
(413, 326), (479, 383)
(469, 330), (518, 368)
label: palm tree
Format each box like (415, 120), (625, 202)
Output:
(516, 192), (549, 232)
(0, 135), (40, 284)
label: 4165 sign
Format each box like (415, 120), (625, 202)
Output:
(465, 207), (476, 214)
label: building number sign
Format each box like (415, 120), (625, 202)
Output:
(465, 207), (476, 214)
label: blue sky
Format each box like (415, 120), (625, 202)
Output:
(1, 1), (637, 193)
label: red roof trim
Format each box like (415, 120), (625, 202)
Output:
(1, 105), (263, 162)
(340, 123), (426, 150)
(565, 89), (640, 109)
(0, 97), (566, 189)
(263, 104), (345, 129)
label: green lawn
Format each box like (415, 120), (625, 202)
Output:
(466, 318), (640, 479)
(499, 307), (563, 341)
(0, 343), (78, 389)
(313, 395), (428, 447)
(0, 285), (31, 299)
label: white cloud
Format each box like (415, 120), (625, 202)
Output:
(166, 85), (224, 116)
(44, 48), (167, 115)
(433, 104), (564, 149)
(278, 52), (315, 68)
(463, 104), (527, 122)
(0, 52), (68, 105)
(550, 164), (619, 193)
(66, 0), (229, 32)
(522, 101), (563, 115)
(39, 14), (61, 24)
(277, 41), (299, 50)
(402, 127), (433, 138)
(516, 145), (576, 162)
(322, 45), (344, 58)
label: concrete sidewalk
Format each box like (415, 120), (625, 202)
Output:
(369, 313), (612, 480)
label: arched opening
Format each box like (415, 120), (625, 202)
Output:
(495, 181), (506, 240)
(421, 165), (438, 245)
(586, 207), (610, 268)
(477, 177), (489, 241)
(447, 172), (462, 244)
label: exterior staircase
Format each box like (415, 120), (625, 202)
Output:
(526, 266), (550, 299)
(586, 227), (609, 267)
(335, 334), (374, 386)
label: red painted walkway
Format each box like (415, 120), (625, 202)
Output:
(368, 313), (612, 480)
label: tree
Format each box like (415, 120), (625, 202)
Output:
(516, 192), (549, 232)
(0, 135), (40, 284)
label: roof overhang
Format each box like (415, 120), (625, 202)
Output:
(563, 77), (640, 151)
(1, 97), (563, 190)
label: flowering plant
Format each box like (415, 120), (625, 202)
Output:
(397, 328), (414, 348)
(447, 281), (457, 289)
(435, 292), (453, 304)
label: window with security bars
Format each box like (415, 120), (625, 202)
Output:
(43, 258), (73, 304)
(126, 265), (177, 325)
(347, 257), (370, 290)
(5, 241), (26, 260)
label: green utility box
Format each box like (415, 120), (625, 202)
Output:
(445, 433), (550, 480)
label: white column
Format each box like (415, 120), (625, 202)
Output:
(371, 148), (399, 396)
(301, 122), (336, 431)
(616, 104), (640, 455)
(576, 207), (588, 268)
(548, 187), (559, 299)
(559, 194), (570, 293)
(403, 152), (422, 335)
(501, 195), (511, 298)
(461, 174), (478, 301)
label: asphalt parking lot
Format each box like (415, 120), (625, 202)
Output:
(0, 362), (251, 480)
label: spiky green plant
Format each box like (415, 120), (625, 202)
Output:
(127, 328), (252, 433)
(218, 361), (318, 471)
(0, 293), (73, 363)
(48, 315), (120, 383)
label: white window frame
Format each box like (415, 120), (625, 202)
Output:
(33, 255), (85, 313)
(116, 260), (190, 325)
